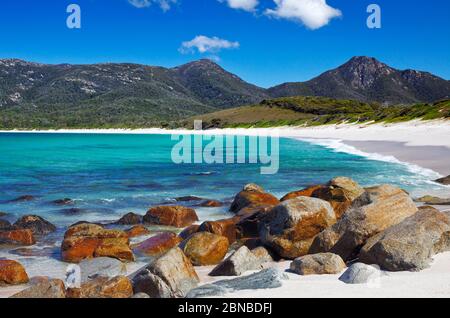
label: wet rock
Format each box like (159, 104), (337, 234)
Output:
(0, 229), (36, 246)
(13, 215), (56, 235)
(230, 184), (279, 213)
(310, 184), (418, 261)
(115, 212), (143, 225)
(9, 195), (35, 202)
(209, 246), (262, 276)
(236, 206), (272, 238)
(9, 247), (55, 257)
(52, 198), (74, 205)
(181, 232), (229, 266)
(11, 279), (66, 298)
(125, 225), (151, 238)
(144, 206), (199, 228)
(133, 247), (199, 298)
(259, 196), (336, 259)
(133, 232), (182, 257)
(415, 195), (450, 205)
(175, 196), (204, 202)
(61, 223), (134, 263)
(79, 257), (127, 282)
(198, 218), (238, 244)
(0, 219), (12, 231)
(359, 206), (450, 271)
(187, 268), (287, 298)
(435, 175), (450, 185)
(0, 259), (29, 285)
(281, 177), (365, 218)
(339, 263), (381, 285)
(58, 208), (88, 216)
(199, 200), (223, 208)
(0, 211), (8, 217)
(290, 253), (346, 275)
(178, 224), (200, 240)
(67, 276), (133, 298)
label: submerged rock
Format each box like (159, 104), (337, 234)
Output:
(144, 206), (199, 228)
(290, 253), (346, 275)
(132, 247), (199, 298)
(175, 196), (204, 202)
(9, 195), (36, 202)
(115, 212), (143, 225)
(0, 229), (36, 246)
(359, 206), (450, 271)
(0, 259), (29, 285)
(52, 198), (74, 205)
(209, 246), (262, 276)
(187, 268), (287, 298)
(230, 184), (279, 213)
(181, 232), (229, 266)
(199, 200), (223, 208)
(259, 196), (336, 259)
(133, 232), (182, 257)
(11, 279), (66, 298)
(13, 215), (56, 235)
(339, 263), (381, 285)
(310, 184), (418, 261)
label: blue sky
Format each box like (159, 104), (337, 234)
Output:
(0, 0), (449, 87)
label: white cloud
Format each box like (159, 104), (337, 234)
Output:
(179, 35), (240, 54)
(128, 0), (177, 12)
(265, 0), (342, 30)
(220, 0), (259, 12)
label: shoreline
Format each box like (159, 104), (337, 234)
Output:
(2, 120), (449, 176)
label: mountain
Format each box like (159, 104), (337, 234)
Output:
(0, 58), (268, 127)
(268, 57), (450, 104)
(1, 56), (449, 128)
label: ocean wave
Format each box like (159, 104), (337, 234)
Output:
(299, 138), (442, 180)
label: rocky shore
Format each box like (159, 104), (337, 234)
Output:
(1, 176), (450, 298)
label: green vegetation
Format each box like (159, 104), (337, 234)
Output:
(184, 97), (450, 129)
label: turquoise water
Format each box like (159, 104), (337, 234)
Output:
(0, 132), (445, 227)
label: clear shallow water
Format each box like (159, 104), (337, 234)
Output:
(0, 132), (446, 227)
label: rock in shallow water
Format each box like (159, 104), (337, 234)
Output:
(0, 259), (29, 285)
(0, 229), (36, 246)
(13, 215), (56, 235)
(115, 212), (143, 225)
(435, 175), (450, 185)
(186, 268), (287, 298)
(230, 184), (279, 213)
(125, 225), (151, 238)
(359, 206), (450, 271)
(144, 206), (199, 228)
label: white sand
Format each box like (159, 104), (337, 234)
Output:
(194, 251), (450, 298)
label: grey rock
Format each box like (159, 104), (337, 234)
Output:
(435, 175), (450, 185)
(187, 268), (287, 298)
(79, 257), (127, 283)
(290, 253), (346, 275)
(132, 270), (174, 298)
(209, 246), (262, 276)
(339, 263), (381, 284)
(359, 206), (450, 271)
(251, 246), (274, 263)
(415, 195), (450, 205)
